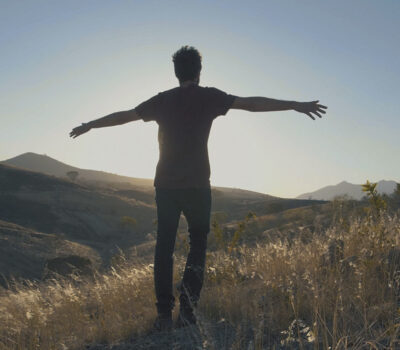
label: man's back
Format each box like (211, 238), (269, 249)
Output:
(69, 45), (327, 332)
(135, 84), (236, 188)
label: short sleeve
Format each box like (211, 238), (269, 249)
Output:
(134, 93), (164, 122)
(206, 87), (236, 119)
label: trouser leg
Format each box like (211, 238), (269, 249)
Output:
(180, 230), (208, 306)
(180, 188), (212, 308)
(154, 188), (181, 315)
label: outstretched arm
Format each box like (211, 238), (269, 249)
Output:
(69, 109), (141, 138)
(231, 96), (327, 120)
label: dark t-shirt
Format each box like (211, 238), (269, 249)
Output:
(135, 85), (236, 188)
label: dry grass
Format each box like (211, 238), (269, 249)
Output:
(200, 212), (400, 349)
(0, 262), (157, 349)
(0, 211), (399, 349)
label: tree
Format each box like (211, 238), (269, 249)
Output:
(361, 180), (387, 216)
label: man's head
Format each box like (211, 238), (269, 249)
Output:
(172, 46), (202, 84)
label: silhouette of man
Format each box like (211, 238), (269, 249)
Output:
(70, 46), (327, 331)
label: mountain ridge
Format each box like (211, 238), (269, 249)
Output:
(1, 152), (275, 200)
(297, 179), (399, 201)
(2, 152), (154, 188)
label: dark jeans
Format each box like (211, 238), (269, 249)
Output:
(154, 187), (211, 315)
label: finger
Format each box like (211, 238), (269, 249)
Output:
(306, 112), (315, 120)
(317, 104), (327, 109)
(317, 108), (326, 114)
(314, 111), (322, 118)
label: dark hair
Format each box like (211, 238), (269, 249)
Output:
(172, 46), (202, 83)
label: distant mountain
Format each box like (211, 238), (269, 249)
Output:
(2, 152), (154, 188)
(297, 180), (398, 201)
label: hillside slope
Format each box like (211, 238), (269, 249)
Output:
(0, 220), (100, 284)
(2, 152), (304, 221)
(0, 164), (157, 255)
(0, 160), (326, 282)
(2, 152), (277, 200)
(2, 152), (154, 188)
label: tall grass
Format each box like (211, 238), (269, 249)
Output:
(200, 211), (400, 348)
(0, 209), (399, 349)
(0, 263), (157, 349)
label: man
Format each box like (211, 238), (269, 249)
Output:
(70, 46), (327, 331)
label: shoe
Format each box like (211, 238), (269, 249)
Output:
(153, 314), (173, 332)
(175, 307), (197, 329)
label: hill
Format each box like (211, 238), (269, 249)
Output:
(0, 157), (326, 282)
(1, 152), (287, 221)
(2, 152), (154, 188)
(297, 180), (398, 200)
(2, 152), (278, 200)
(0, 164), (157, 259)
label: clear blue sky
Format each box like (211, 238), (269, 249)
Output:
(1, 0), (399, 198)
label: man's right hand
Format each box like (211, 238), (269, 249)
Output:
(293, 100), (327, 120)
(69, 123), (91, 138)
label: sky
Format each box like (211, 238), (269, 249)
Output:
(1, 0), (399, 198)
